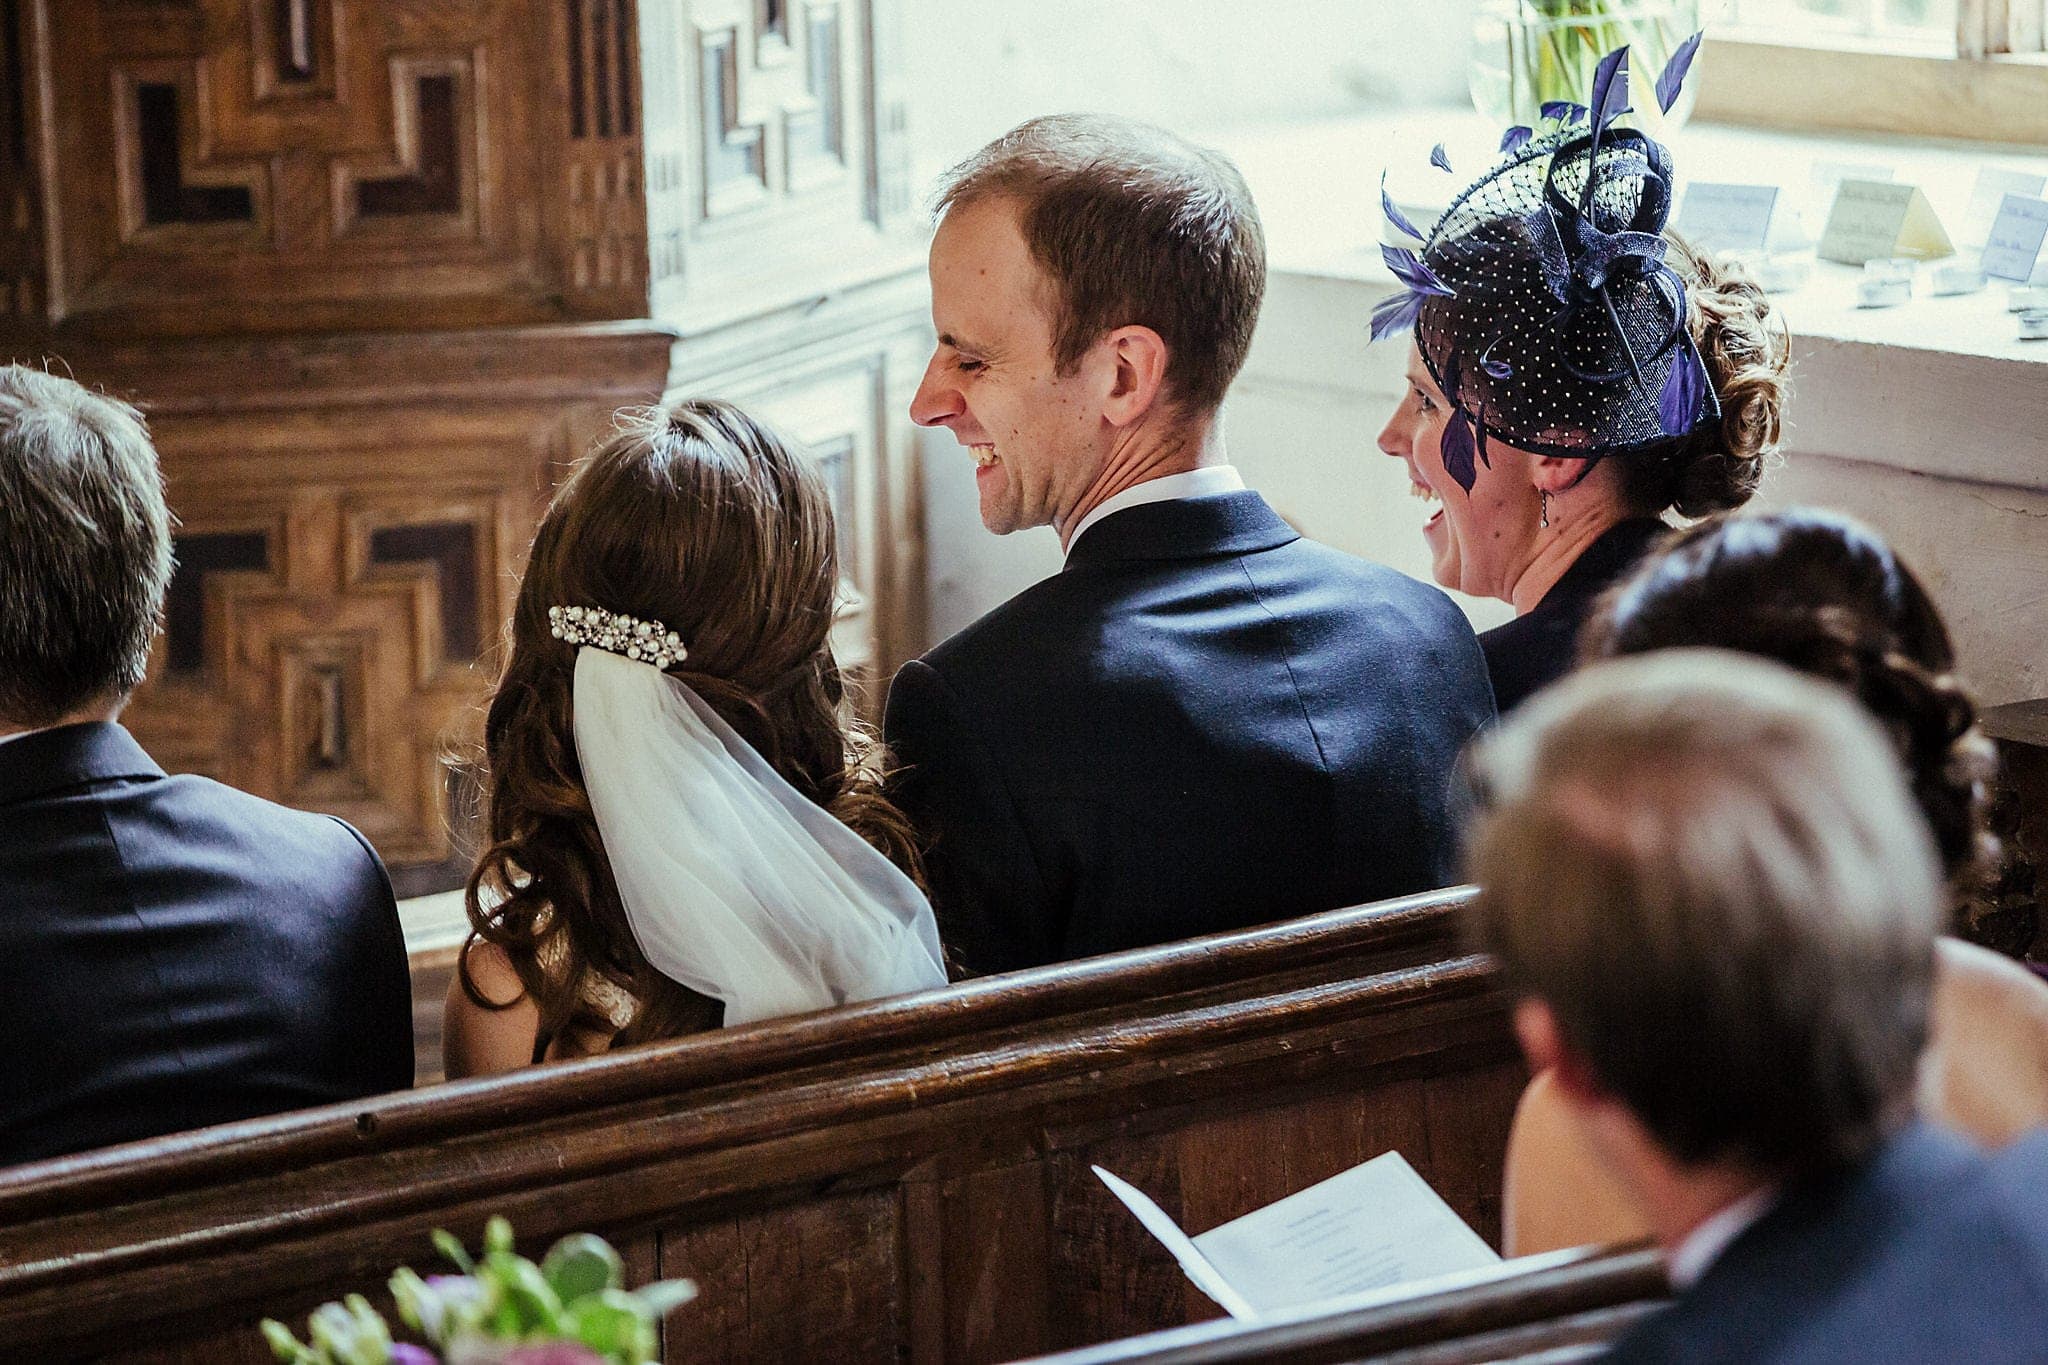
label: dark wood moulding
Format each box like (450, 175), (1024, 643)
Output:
(0, 887), (1530, 1363)
(1020, 1245), (1670, 1364)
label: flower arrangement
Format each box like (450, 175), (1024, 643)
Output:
(260, 1218), (697, 1365)
(1471, 0), (1702, 127)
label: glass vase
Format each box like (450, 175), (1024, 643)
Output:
(1469, 0), (1702, 131)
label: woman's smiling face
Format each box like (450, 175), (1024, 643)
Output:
(1376, 342), (1538, 602)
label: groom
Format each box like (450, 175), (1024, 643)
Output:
(885, 115), (1496, 974)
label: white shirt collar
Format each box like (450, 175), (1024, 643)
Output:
(1668, 1184), (1777, 1291)
(1063, 466), (1246, 557)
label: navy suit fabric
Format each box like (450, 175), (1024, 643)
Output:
(884, 491), (1496, 974)
(1607, 1122), (2048, 1363)
(1479, 516), (1669, 716)
(0, 722), (413, 1164)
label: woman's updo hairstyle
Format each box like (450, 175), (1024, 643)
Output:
(1608, 236), (1789, 520)
(1584, 508), (2026, 952)
(462, 399), (922, 1050)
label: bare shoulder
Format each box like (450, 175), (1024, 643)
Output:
(442, 939), (542, 1079)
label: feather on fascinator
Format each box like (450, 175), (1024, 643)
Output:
(1376, 37), (1716, 494)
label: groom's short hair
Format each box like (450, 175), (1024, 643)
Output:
(935, 113), (1266, 417)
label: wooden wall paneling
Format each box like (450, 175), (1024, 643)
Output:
(26, 0), (641, 336)
(0, 0), (44, 323)
(62, 323), (675, 881)
(638, 0), (920, 334)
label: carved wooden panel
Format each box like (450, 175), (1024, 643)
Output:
(638, 0), (920, 331)
(25, 0), (647, 333)
(136, 472), (527, 866)
(0, 0), (43, 322)
(71, 324), (675, 881)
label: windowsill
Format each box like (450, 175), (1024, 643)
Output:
(1211, 109), (2048, 369)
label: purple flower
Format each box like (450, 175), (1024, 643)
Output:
(1430, 143), (1454, 174)
(1499, 125), (1533, 155)
(503, 1347), (608, 1365)
(391, 1347), (441, 1365)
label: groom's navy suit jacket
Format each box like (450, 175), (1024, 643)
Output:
(1606, 1122), (2048, 1362)
(885, 490), (1496, 974)
(0, 722), (413, 1164)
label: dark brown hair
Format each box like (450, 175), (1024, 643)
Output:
(935, 113), (1267, 417)
(1607, 235), (1790, 519)
(0, 365), (174, 725)
(1585, 508), (2010, 945)
(462, 400), (923, 1051)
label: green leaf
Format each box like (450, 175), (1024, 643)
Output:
(484, 1215), (516, 1257)
(565, 1289), (654, 1362)
(542, 1233), (625, 1305)
(630, 1278), (699, 1319)
(485, 1252), (564, 1336)
(433, 1229), (476, 1275)
(258, 1318), (315, 1364)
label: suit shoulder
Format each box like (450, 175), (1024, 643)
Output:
(919, 570), (1098, 678)
(153, 775), (388, 881)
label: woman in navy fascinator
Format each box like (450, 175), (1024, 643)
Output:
(1374, 39), (1790, 714)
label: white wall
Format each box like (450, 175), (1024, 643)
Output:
(902, 0), (1481, 181)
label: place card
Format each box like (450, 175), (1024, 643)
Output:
(1930, 261), (1986, 296)
(1818, 180), (1954, 265)
(1961, 168), (2048, 249)
(2020, 308), (2048, 341)
(1980, 195), (2048, 283)
(1676, 183), (1779, 252)
(2010, 284), (2048, 312)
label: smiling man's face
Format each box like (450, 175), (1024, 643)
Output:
(910, 195), (1109, 537)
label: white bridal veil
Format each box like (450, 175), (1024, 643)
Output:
(570, 645), (947, 1027)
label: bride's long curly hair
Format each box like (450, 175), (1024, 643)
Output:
(461, 399), (923, 1051)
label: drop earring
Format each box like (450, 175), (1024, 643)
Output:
(1539, 490), (1551, 530)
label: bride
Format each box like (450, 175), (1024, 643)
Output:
(443, 399), (947, 1076)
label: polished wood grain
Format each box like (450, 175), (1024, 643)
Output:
(0, 889), (1526, 1364)
(1021, 1246), (1669, 1365)
(3, 2), (930, 890)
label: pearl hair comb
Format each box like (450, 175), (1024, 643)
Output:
(548, 604), (688, 670)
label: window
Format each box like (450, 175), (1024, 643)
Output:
(1701, 0), (2048, 140)
(1729, 0), (1957, 47)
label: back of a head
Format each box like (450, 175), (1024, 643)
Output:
(0, 365), (174, 728)
(1587, 508), (1999, 894)
(1467, 651), (1944, 1176)
(936, 113), (1267, 416)
(470, 398), (915, 1046)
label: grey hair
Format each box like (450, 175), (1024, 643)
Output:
(0, 365), (175, 725)
(1466, 649), (1943, 1175)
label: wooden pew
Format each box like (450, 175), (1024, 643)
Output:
(0, 888), (1525, 1364)
(1018, 1245), (1670, 1365)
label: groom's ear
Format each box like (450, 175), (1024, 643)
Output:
(1098, 325), (1170, 428)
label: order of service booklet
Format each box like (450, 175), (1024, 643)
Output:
(1093, 1150), (1501, 1320)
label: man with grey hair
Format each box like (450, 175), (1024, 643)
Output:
(0, 365), (412, 1164)
(886, 114), (1493, 972)
(1466, 650), (2048, 1361)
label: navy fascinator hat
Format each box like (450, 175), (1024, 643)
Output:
(1375, 37), (1716, 494)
